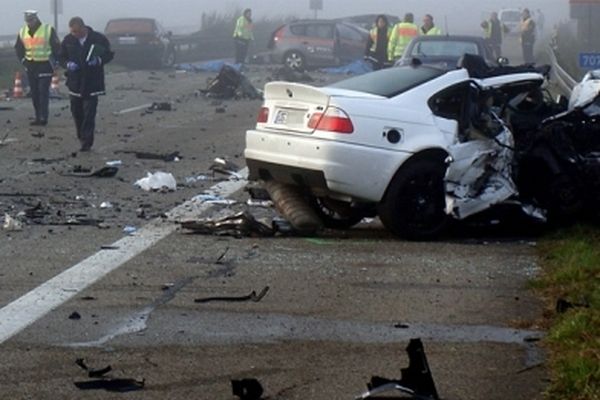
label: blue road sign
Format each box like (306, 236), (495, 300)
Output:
(579, 52), (600, 69)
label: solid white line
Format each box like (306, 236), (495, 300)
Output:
(0, 168), (249, 344)
(113, 103), (153, 115)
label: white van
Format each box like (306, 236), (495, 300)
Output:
(499, 9), (521, 35)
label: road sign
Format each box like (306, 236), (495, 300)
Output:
(309, 0), (323, 10)
(579, 52), (600, 69)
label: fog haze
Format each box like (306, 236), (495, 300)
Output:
(1, 0), (568, 36)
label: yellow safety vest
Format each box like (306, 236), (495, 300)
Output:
(233, 16), (254, 41)
(423, 26), (443, 36)
(369, 27), (392, 53)
(388, 22), (419, 60)
(20, 23), (52, 61)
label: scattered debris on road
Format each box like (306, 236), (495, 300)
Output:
(73, 359), (144, 392)
(115, 150), (181, 162)
(232, 378), (265, 400)
(134, 171), (177, 192)
(3, 213), (23, 231)
(356, 338), (440, 400)
(76, 358), (112, 378)
(68, 311), (82, 320)
(59, 166), (119, 178)
(181, 211), (274, 237)
(194, 286), (269, 303)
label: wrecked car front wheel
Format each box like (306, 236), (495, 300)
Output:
(378, 158), (449, 240)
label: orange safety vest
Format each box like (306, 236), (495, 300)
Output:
(20, 23), (52, 61)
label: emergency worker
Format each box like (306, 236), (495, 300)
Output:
(14, 10), (60, 126)
(365, 15), (391, 70)
(388, 13), (419, 61)
(520, 8), (536, 64)
(421, 14), (442, 35)
(233, 8), (254, 65)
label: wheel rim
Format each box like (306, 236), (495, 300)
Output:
(286, 53), (303, 69)
(398, 170), (446, 231)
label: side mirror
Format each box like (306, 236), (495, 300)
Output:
(497, 56), (509, 66)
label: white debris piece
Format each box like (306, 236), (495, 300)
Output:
(3, 214), (23, 231)
(134, 171), (177, 192)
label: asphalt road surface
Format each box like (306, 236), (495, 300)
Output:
(0, 44), (547, 399)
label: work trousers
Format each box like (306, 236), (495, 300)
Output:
(27, 71), (51, 123)
(70, 95), (98, 151)
(522, 41), (535, 64)
(234, 38), (250, 64)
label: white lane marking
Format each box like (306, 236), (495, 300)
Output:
(0, 168), (248, 344)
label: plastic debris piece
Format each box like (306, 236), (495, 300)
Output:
(105, 160), (122, 167)
(99, 202), (113, 209)
(3, 213), (23, 231)
(123, 226), (137, 235)
(74, 378), (145, 392)
(134, 171), (177, 192)
(194, 286), (269, 303)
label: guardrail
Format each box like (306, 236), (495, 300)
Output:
(547, 45), (578, 96)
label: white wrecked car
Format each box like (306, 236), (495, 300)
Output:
(245, 55), (600, 239)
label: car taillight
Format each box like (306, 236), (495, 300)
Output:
(308, 107), (354, 134)
(257, 107), (269, 123)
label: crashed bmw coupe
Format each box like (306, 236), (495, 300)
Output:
(245, 55), (600, 239)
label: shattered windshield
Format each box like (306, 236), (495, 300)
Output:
(328, 66), (445, 98)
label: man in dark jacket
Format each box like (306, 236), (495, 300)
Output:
(365, 15), (391, 70)
(14, 10), (61, 126)
(60, 17), (113, 151)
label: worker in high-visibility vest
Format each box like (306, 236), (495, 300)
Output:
(14, 10), (60, 126)
(365, 15), (392, 70)
(388, 13), (419, 62)
(421, 14), (443, 36)
(483, 12), (506, 60)
(233, 8), (254, 65)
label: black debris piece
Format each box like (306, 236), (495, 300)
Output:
(201, 64), (262, 100)
(358, 338), (439, 400)
(60, 166), (119, 178)
(74, 378), (145, 392)
(232, 378), (264, 400)
(76, 358), (112, 378)
(68, 311), (82, 320)
(556, 298), (590, 314)
(246, 187), (271, 201)
(115, 150), (181, 162)
(273, 65), (314, 83)
(194, 286), (269, 304)
(148, 102), (172, 111)
(181, 211), (274, 237)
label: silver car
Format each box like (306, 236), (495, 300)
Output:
(267, 19), (369, 70)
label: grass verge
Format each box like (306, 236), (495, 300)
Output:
(534, 225), (600, 400)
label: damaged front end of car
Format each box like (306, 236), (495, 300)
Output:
(444, 69), (600, 225)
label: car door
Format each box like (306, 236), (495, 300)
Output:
(335, 23), (367, 64)
(302, 23), (336, 66)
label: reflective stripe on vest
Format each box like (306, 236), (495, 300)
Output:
(20, 23), (52, 61)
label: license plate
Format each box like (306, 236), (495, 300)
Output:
(118, 37), (137, 45)
(274, 109), (304, 125)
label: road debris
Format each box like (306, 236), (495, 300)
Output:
(356, 338), (440, 400)
(148, 102), (172, 111)
(105, 160), (123, 167)
(201, 64), (262, 100)
(134, 171), (177, 192)
(116, 150), (181, 162)
(74, 378), (145, 392)
(181, 211), (274, 237)
(210, 157), (242, 179)
(60, 166), (119, 178)
(194, 286), (269, 303)
(3, 213), (23, 231)
(123, 226), (137, 235)
(76, 358), (112, 378)
(191, 194), (237, 205)
(232, 378), (264, 400)
(68, 311), (82, 320)
(113, 103), (153, 115)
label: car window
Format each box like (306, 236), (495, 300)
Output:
(411, 41), (480, 57)
(429, 83), (469, 120)
(337, 24), (364, 42)
(328, 66), (445, 98)
(305, 24), (334, 40)
(289, 24), (306, 36)
(105, 19), (155, 34)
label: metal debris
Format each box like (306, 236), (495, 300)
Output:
(356, 338), (440, 400)
(194, 286), (269, 303)
(181, 211), (274, 237)
(116, 150), (181, 162)
(60, 166), (119, 178)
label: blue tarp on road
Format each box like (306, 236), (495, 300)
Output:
(175, 59), (241, 72)
(320, 60), (373, 75)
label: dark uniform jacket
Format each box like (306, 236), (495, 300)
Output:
(60, 27), (114, 97)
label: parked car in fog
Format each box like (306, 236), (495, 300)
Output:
(498, 8), (521, 35)
(267, 19), (369, 70)
(104, 18), (176, 68)
(335, 14), (400, 30)
(395, 35), (498, 69)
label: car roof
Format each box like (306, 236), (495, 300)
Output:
(106, 17), (157, 23)
(410, 35), (486, 43)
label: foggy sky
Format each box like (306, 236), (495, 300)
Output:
(0, 0), (568, 36)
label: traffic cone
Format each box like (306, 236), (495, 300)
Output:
(12, 71), (24, 98)
(50, 72), (62, 98)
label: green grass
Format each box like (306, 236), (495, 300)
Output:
(535, 225), (600, 400)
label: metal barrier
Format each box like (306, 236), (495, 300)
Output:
(547, 45), (578, 95)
